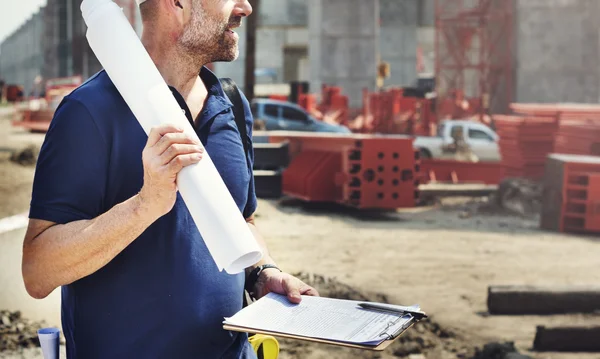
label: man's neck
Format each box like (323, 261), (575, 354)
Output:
(142, 34), (207, 99)
(142, 33), (209, 121)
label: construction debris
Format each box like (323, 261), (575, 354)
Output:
(493, 178), (542, 217)
(471, 342), (532, 359)
(0, 310), (45, 351)
(9, 145), (39, 167)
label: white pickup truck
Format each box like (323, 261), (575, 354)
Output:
(414, 120), (501, 162)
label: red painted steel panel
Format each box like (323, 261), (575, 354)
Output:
(266, 132), (419, 209)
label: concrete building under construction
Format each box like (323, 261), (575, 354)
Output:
(0, 0), (140, 96)
(2, 0), (600, 109)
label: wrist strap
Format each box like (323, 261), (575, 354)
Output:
(245, 264), (281, 294)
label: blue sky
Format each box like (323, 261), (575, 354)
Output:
(0, 0), (47, 43)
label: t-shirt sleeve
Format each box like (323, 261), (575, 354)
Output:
(240, 90), (258, 219)
(29, 97), (109, 224)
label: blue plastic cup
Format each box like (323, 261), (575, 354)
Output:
(37, 327), (60, 359)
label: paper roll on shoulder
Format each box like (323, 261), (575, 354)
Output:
(80, 0), (263, 274)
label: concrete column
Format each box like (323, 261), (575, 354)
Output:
(515, 0), (600, 103)
(379, 0), (418, 87)
(309, 0), (379, 107)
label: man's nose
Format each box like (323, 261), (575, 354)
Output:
(233, 0), (253, 17)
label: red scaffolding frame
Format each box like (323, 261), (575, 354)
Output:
(435, 0), (514, 122)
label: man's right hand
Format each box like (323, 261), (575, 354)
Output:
(139, 124), (204, 218)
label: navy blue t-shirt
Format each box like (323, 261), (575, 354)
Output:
(29, 67), (258, 359)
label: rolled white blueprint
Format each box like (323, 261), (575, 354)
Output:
(38, 327), (60, 359)
(80, 0), (262, 274)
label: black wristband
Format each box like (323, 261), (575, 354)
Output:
(245, 264), (281, 294)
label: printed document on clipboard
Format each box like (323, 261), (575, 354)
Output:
(223, 293), (425, 351)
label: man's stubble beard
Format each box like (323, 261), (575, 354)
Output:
(179, 4), (239, 64)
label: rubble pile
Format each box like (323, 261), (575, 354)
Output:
(493, 178), (542, 217)
(471, 342), (532, 359)
(0, 310), (45, 351)
(9, 145), (39, 167)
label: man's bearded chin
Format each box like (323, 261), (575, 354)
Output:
(180, 26), (239, 63)
(212, 35), (239, 62)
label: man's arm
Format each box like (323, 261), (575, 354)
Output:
(22, 124), (203, 299)
(244, 214), (319, 303)
(245, 214), (277, 269)
(23, 196), (156, 299)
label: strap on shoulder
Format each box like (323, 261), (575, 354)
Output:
(220, 78), (250, 157)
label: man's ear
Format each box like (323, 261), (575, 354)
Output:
(170, 0), (191, 24)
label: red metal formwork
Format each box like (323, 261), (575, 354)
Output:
(362, 89), (435, 136)
(555, 119), (600, 157)
(493, 115), (558, 179)
(541, 154), (600, 235)
(318, 86), (350, 125)
(511, 103), (600, 119)
(298, 94), (317, 114)
(509, 103), (600, 157)
(265, 132), (419, 210)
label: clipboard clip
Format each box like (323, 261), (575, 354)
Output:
(378, 316), (406, 340)
(358, 302), (428, 321)
(358, 302), (428, 341)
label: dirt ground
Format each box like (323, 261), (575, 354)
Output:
(1, 112), (599, 359)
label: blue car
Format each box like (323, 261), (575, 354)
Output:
(250, 99), (351, 133)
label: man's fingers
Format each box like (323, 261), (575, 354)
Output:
(282, 277), (303, 304)
(166, 153), (203, 174)
(301, 286), (319, 297)
(146, 124), (184, 147)
(160, 144), (204, 165)
(154, 132), (201, 156)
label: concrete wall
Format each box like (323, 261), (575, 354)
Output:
(0, 9), (45, 96)
(1, 0), (141, 89)
(515, 0), (600, 103)
(213, 0), (309, 88)
(417, 27), (435, 75)
(380, 0), (418, 87)
(0, 227), (62, 327)
(418, 0), (435, 27)
(309, 0), (379, 107)
(259, 0), (308, 27)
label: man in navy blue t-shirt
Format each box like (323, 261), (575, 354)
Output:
(22, 1), (318, 358)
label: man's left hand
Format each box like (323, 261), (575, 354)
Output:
(253, 269), (319, 304)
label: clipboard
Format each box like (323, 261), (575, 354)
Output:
(224, 319), (416, 351)
(223, 293), (424, 351)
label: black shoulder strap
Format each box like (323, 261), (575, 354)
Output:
(220, 78), (250, 157)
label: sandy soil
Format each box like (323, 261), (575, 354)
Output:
(0, 109), (44, 219)
(1, 112), (600, 359)
(256, 198), (600, 359)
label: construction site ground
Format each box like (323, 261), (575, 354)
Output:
(1, 110), (599, 359)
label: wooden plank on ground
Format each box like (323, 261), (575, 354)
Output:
(487, 285), (600, 315)
(419, 183), (497, 197)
